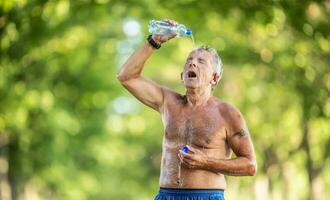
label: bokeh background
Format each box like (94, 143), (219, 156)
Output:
(0, 0), (329, 199)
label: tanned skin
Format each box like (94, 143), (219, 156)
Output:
(117, 19), (257, 190)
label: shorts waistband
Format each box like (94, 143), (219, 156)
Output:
(159, 187), (224, 195)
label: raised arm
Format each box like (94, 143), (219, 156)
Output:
(117, 42), (163, 111)
(117, 24), (176, 112)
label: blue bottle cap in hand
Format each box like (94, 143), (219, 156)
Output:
(182, 146), (189, 153)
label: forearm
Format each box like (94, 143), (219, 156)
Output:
(204, 156), (257, 176)
(117, 42), (155, 81)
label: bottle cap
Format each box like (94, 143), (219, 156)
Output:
(182, 146), (189, 153)
(186, 29), (192, 36)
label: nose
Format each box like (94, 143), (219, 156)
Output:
(189, 60), (197, 68)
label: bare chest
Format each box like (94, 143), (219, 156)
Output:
(162, 105), (227, 148)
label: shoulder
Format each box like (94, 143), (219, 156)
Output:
(213, 98), (246, 133)
(212, 98), (241, 118)
(161, 87), (186, 106)
(162, 87), (182, 100)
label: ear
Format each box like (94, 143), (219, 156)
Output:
(211, 74), (219, 84)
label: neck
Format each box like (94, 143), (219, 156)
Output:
(185, 87), (212, 107)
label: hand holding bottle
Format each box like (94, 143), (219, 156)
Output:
(149, 19), (192, 44)
(150, 19), (177, 43)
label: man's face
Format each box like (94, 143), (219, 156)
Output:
(182, 50), (215, 90)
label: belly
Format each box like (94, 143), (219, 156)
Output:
(159, 145), (227, 189)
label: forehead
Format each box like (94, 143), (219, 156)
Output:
(187, 50), (213, 60)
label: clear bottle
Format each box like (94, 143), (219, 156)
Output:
(148, 20), (192, 37)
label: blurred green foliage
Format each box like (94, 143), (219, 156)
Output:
(0, 0), (329, 199)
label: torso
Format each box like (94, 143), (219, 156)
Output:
(159, 90), (232, 189)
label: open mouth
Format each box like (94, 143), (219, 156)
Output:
(187, 71), (197, 78)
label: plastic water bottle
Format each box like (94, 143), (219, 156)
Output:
(148, 20), (192, 38)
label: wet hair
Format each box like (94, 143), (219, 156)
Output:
(193, 46), (223, 86)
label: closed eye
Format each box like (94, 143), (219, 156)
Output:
(185, 57), (193, 64)
(198, 58), (206, 64)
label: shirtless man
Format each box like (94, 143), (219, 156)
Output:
(117, 20), (257, 200)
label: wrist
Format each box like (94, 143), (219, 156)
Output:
(202, 156), (217, 173)
(147, 35), (161, 49)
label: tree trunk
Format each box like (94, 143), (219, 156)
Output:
(311, 175), (325, 200)
(301, 119), (324, 200)
(0, 132), (12, 200)
(254, 175), (272, 200)
(282, 162), (295, 200)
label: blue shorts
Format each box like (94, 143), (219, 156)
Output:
(154, 188), (225, 200)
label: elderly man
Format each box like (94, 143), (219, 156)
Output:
(117, 20), (257, 200)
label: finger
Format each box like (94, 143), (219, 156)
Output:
(182, 156), (200, 169)
(179, 150), (195, 159)
(185, 145), (198, 153)
(160, 19), (172, 25)
(162, 19), (178, 26)
(181, 159), (194, 168)
(162, 19), (174, 24)
(152, 34), (161, 42)
(183, 156), (196, 163)
(181, 153), (196, 163)
(168, 34), (177, 39)
(178, 151), (185, 160)
(181, 161), (190, 168)
(179, 151), (193, 161)
(179, 150), (192, 158)
(167, 19), (178, 25)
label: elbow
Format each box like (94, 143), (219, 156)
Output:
(117, 73), (125, 83)
(117, 73), (131, 85)
(247, 161), (257, 176)
(116, 72), (126, 83)
(116, 71), (139, 84)
(116, 65), (129, 83)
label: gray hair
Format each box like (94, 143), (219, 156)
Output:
(194, 46), (223, 86)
